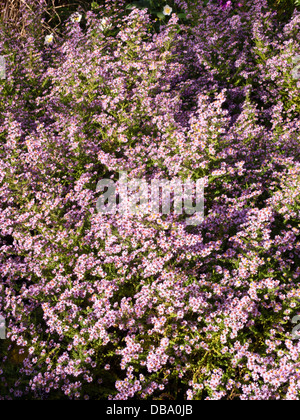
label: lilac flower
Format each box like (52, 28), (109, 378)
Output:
(0, 0), (299, 402)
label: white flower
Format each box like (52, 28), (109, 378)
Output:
(291, 54), (300, 64)
(292, 64), (300, 80)
(99, 17), (112, 32)
(71, 12), (82, 23)
(44, 34), (54, 45)
(163, 5), (173, 16)
(291, 54), (300, 80)
(0, 56), (6, 80)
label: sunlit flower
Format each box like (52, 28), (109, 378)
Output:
(0, 56), (5, 80)
(291, 54), (300, 80)
(71, 12), (82, 23)
(44, 34), (54, 45)
(99, 17), (112, 32)
(163, 5), (172, 16)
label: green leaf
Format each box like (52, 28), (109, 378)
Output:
(126, 2), (142, 10)
(156, 12), (165, 20)
(177, 13), (187, 19)
(91, 1), (100, 9)
(126, 0), (149, 9)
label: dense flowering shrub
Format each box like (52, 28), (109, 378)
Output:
(0, 0), (299, 400)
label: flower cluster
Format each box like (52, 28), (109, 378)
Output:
(0, 0), (299, 400)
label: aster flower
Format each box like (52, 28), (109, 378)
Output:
(219, 0), (232, 9)
(163, 5), (173, 16)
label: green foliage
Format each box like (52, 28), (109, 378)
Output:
(267, 0), (299, 22)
